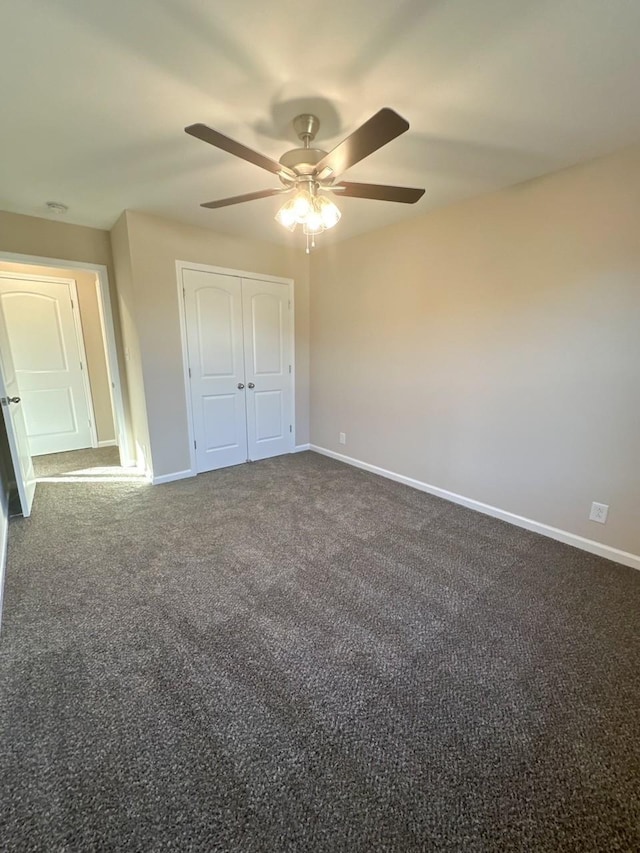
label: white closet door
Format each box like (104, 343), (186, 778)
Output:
(183, 269), (248, 472)
(0, 277), (93, 456)
(242, 279), (293, 461)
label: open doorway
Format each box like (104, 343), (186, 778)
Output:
(0, 253), (134, 516)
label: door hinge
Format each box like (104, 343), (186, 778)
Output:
(70, 299), (74, 309)
(288, 364), (292, 374)
(288, 299), (291, 309)
(289, 425), (292, 433)
(188, 366), (192, 378)
(194, 439), (197, 450)
(79, 362), (83, 371)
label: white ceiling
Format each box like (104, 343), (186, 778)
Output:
(2, 0), (639, 246)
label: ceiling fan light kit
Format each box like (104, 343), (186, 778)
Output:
(275, 182), (342, 247)
(185, 107), (425, 251)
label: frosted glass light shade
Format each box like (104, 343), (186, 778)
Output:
(315, 195), (341, 229)
(275, 198), (297, 230)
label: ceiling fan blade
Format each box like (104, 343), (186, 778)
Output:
(201, 188), (290, 209)
(332, 181), (425, 203)
(314, 108), (410, 178)
(186, 123), (294, 178)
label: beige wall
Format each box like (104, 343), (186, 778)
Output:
(110, 214), (152, 471)
(0, 211), (133, 455)
(0, 262), (115, 444)
(0, 211), (113, 270)
(116, 210), (310, 478)
(310, 146), (640, 557)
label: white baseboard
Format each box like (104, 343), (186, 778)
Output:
(310, 445), (640, 572)
(293, 444), (311, 452)
(151, 469), (194, 486)
(97, 439), (117, 448)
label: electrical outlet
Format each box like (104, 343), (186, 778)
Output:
(589, 502), (609, 524)
(339, 432), (346, 445)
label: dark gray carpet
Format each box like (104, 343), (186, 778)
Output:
(1, 448), (638, 852)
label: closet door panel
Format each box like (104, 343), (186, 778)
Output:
(183, 269), (248, 472)
(242, 279), (293, 461)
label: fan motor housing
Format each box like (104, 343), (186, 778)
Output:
(279, 147), (328, 175)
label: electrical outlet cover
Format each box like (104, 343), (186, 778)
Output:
(589, 502), (609, 523)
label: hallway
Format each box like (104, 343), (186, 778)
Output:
(33, 446), (140, 485)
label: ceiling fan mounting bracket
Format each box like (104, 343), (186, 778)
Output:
(292, 114), (320, 145)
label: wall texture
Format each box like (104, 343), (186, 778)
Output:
(0, 262), (115, 444)
(117, 211), (310, 479)
(310, 146), (640, 557)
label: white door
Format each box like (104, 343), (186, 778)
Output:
(182, 268), (294, 474)
(183, 269), (248, 472)
(242, 279), (293, 462)
(0, 277), (94, 456)
(0, 303), (35, 516)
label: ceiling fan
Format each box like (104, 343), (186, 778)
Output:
(185, 108), (425, 251)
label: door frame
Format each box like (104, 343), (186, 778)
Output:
(0, 251), (134, 468)
(175, 260), (296, 478)
(0, 271), (99, 450)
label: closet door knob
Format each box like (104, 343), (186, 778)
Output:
(237, 383), (245, 390)
(247, 382), (255, 389)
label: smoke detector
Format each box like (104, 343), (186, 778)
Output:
(46, 201), (68, 215)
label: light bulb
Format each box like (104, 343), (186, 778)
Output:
(303, 212), (324, 236)
(275, 198), (297, 231)
(315, 195), (341, 229)
(292, 191), (313, 223)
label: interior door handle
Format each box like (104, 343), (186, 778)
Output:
(237, 383), (245, 390)
(1, 396), (20, 405)
(247, 382), (255, 389)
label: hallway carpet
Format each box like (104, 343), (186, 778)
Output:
(1, 449), (638, 851)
